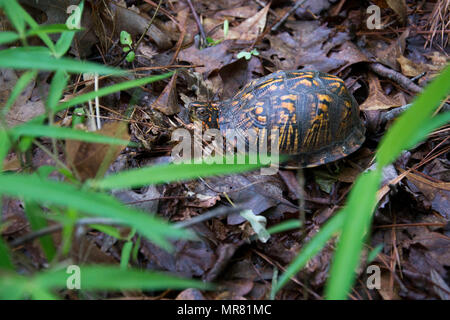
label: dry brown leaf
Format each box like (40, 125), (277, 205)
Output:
(151, 72), (180, 115)
(386, 0), (407, 23)
(397, 55), (425, 77)
(178, 40), (234, 76)
(330, 41), (369, 72)
(66, 121), (130, 181)
(220, 3), (270, 41)
(378, 270), (401, 300)
(360, 73), (403, 110)
(215, 6), (258, 19)
(376, 29), (409, 70)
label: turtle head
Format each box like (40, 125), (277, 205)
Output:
(189, 101), (221, 130)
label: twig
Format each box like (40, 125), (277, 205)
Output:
(271, 0), (307, 31)
(134, 0), (162, 53)
(185, 0), (207, 48)
(369, 62), (423, 93)
(9, 218), (121, 248)
(174, 206), (245, 229)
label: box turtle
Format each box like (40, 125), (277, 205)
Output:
(189, 70), (366, 168)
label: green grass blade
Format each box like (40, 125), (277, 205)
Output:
(54, 72), (174, 112)
(55, 1), (84, 57)
(10, 124), (136, 146)
(267, 220), (302, 235)
(325, 169), (381, 300)
(26, 73), (174, 125)
(0, 174), (194, 251)
(0, 47), (125, 75)
(0, 274), (27, 299)
(1, 0), (26, 36)
(273, 212), (346, 296)
(0, 129), (12, 172)
(0, 236), (14, 270)
(34, 265), (211, 292)
(120, 241), (133, 269)
(92, 156), (268, 190)
(46, 70), (69, 111)
(24, 201), (57, 262)
(1, 70), (37, 117)
(26, 24), (74, 37)
(377, 65), (450, 167)
(3, 0), (56, 52)
(0, 31), (20, 45)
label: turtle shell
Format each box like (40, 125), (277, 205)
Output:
(218, 70), (366, 167)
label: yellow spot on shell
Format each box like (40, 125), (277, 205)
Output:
(318, 94), (332, 102)
(281, 94), (297, 100)
(296, 79), (312, 87)
(319, 103), (328, 112)
(281, 101), (296, 113)
(255, 106), (264, 114)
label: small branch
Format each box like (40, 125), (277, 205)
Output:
(369, 62), (423, 93)
(174, 206), (245, 229)
(185, 0), (207, 47)
(9, 218), (120, 248)
(271, 0), (307, 32)
(134, 0), (162, 53)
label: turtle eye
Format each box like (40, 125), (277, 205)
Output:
(196, 108), (208, 118)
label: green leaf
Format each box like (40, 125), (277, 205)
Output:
(34, 265), (210, 292)
(26, 24), (74, 37)
(0, 273), (27, 299)
(0, 47), (125, 75)
(250, 49), (260, 56)
(90, 224), (122, 239)
(237, 51), (251, 60)
(125, 51), (135, 62)
(1, 0), (26, 36)
(46, 70), (69, 111)
(1, 70), (37, 117)
(91, 155), (270, 190)
(367, 244), (383, 263)
(377, 65), (450, 167)
(24, 201), (56, 262)
(120, 241), (133, 269)
(3, 0), (56, 52)
(120, 30), (132, 46)
(325, 169), (381, 300)
(72, 107), (86, 127)
(0, 31), (20, 45)
(267, 220), (302, 235)
(0, 174), (194, 251)
(10, 124), (135, 146)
